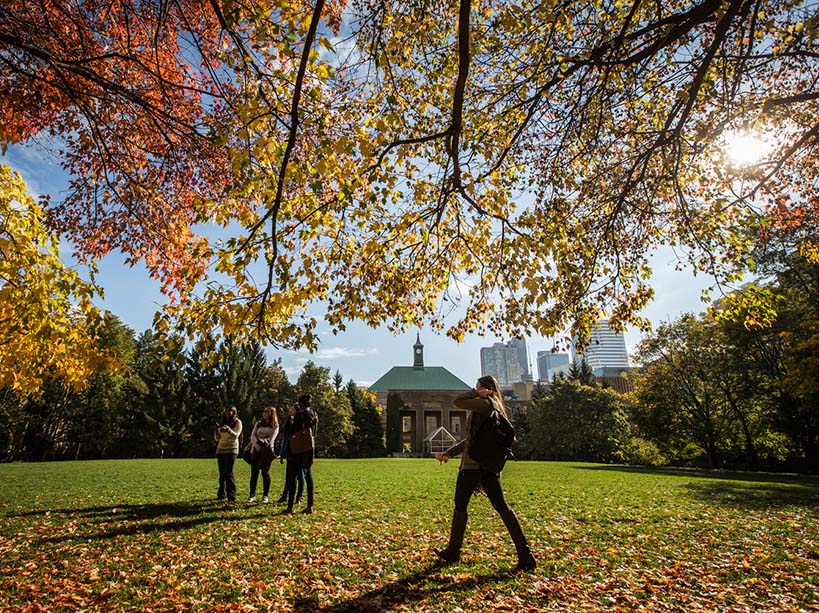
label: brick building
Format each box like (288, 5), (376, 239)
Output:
(368, 334), (472, 455)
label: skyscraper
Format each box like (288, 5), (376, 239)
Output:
(480, 339), (530, 388)
(571, 320), (630, 376)
(536, 350), (570, 381)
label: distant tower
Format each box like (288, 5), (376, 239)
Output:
(480, 339), (529, 388)
(537, 350), (570, 381)
(509, 338), (532, 381)
(413, 332), (424, 369)
(571, 320), (629, 376)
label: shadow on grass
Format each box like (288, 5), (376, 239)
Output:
(575, 464), (819, 486)
(575, 465), (819, 509)
(289, 562), (516, 613)
(683, 481), (819, 509)
(9, 499), (262, 543)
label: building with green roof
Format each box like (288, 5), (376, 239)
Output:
(369, 334), (472, 455)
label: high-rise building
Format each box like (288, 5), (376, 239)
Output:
(536, 350), (570, 381)
(508, 338), (533, 381)
(480, 339), (530, 388)
(571, 320), (630, 376)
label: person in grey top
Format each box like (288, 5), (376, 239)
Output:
(247, 407), (279, 503)
(215, 406), (243, 503)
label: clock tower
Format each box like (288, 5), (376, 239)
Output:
(413, 333), (424, 369)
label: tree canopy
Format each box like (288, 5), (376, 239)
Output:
(0, 165), (113, 393)
(2, 0), (817, 358)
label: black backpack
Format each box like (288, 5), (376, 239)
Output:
(467, 405), (515, 473)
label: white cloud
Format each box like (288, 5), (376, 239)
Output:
(314, 346), (379, 360)
(282, 364), (303, 378)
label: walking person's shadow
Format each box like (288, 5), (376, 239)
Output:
(291, 561), (513, 612)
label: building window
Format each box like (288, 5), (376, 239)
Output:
(402, 416), (413, 433)
(451, 416), (461, 435)
(425, 415), (437, 435)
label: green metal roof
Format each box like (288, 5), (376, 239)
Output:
(368, 367), (472, 392)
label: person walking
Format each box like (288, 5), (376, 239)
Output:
(434, 375), (536, 572)
(285, 394), (318, 515)
(247, 407), (279, 503)
(215, 406), (243, 503)
(276, 404), (304, 504)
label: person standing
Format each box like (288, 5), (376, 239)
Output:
(276, 404), (304, 504)
(285, 394), (318, 515)
(247, 407), (279, 503)
(215, 406), (243, 503)
(434, 375), (536, 572)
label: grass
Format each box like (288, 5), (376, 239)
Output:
(1, 458), (818, 612)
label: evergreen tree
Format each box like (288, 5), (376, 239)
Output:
(215, 337), (269, 431)
(296, 362), (353, 457)
(346, 380), (386, 457)
(186, 335), (224, 456)
(567, 358), (596, 386)
(128, 330), (192, 458)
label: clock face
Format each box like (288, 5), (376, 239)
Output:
(415, 348), (422, 354)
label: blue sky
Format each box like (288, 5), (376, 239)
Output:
(4, 143), (717, 387)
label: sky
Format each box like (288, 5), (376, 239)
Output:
(4, 143), (720, 388)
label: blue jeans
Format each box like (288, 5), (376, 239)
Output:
(286, 452), (314, 508)
(281, 458), (304, 499)
(216, 453), (237, 501)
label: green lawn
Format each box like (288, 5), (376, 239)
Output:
(1, 459), (817, 612)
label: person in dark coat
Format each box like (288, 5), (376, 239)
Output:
(285, 394), (318, 515)
(434, 375), (536, 572)
(276, 404), (304, 504)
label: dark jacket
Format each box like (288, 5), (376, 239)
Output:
(288, 409), (318, 462)
(444, 389), (495, 471)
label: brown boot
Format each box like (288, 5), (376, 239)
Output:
(434, 510), (467, 564)
(501, 510), (537, 572)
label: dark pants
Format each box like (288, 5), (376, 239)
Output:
(249, 462), (271, 497)
(216, 453), (237, 501)
(453, 468), (511, 514)
(281, 458), (304, 499)
(286, 452), (314, 508)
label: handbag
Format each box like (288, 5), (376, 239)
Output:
(289, 428), (314, 454)
(242, 440), (255, 465)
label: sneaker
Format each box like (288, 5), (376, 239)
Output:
(302, 507), (313, 514)
(247, 496), (256, 503)
(276, 495), (287, 504)
(262, 496), (269, 503)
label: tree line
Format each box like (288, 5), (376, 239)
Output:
(513, 232), (818, 474)
(2, 229), (815, 472)
(0, 323), (385, 462)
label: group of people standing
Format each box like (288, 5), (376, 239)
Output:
(214, 375), (537, 572)
(213, 394), (317, 514)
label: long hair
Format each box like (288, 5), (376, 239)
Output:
(260, 407), (278, 428)
(477, 375), (507, 417)
(220, 406), (239, 427)
(298, 394), (312, 410)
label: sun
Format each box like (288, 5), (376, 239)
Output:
(723, 130), (773, 167)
